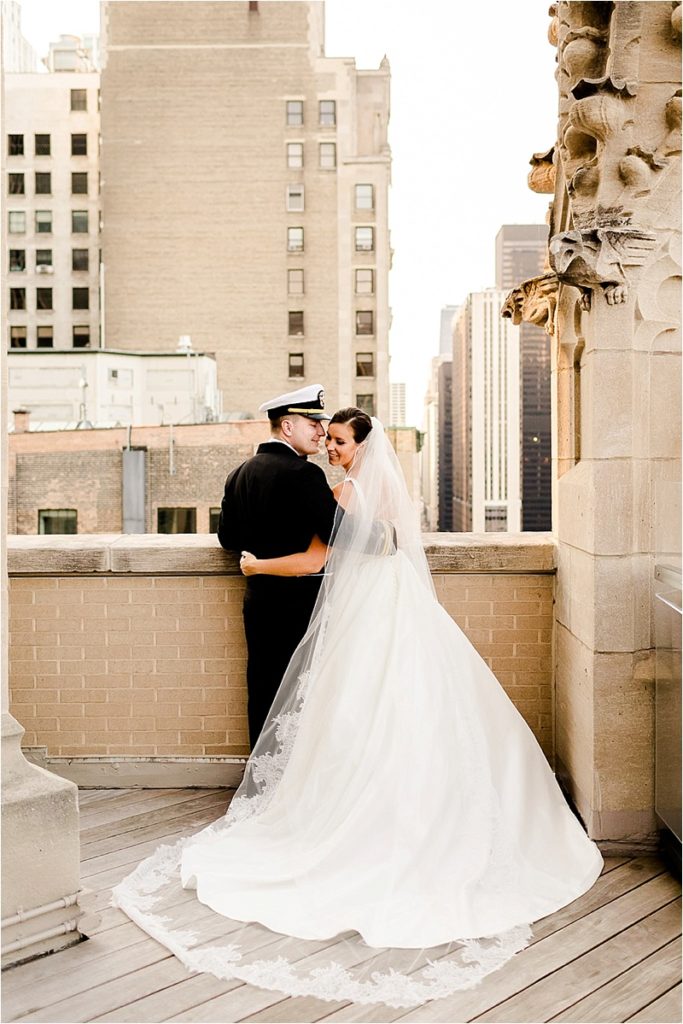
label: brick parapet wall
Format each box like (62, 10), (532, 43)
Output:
(8, 534), (556, 761)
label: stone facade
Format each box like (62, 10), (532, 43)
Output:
(506, 1), (681, 843)
(99, 0), (391, 421)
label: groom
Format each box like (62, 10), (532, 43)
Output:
(217, 384), (338, 747)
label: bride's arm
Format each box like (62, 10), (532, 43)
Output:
(240, 535), (328, 577)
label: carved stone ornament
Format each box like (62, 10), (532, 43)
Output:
(549, 226), (657, 307)
(501, 274), (559, 335)
(673, 2), (681, 41)
(528, 147), (556, 194)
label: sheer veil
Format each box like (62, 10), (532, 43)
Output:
(110, 418), (561, 1009)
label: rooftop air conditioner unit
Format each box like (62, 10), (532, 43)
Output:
(36, 265), (53, 274)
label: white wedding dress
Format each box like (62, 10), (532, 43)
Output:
(113, 420), (603, 1009)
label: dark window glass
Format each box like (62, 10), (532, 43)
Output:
(71, 172), (88, 194)
(8, 134), (23, 156)
(319, 100), (336, 126)
(35, 133), (50, 156)
(35, 172), (51, 194)
(356, 352), (375, 377)
(10, 326), (27, 348)
(288, 311), (304, 335)
(288, 353), (304, 378)
(355, 393), (376, 417)
(9, 250), (25, 272)
(209, 508), (221, 533)
(10, 288), (26, 310)
(71, 133), (87, 156)
(157, 508), (197, 534)
(36, 287), (53, 310)
(70, 89), (87, 111)
(73, 325), (90, 348)
(72, 210), (88, 232)
(286, 100), (303, 126)
(36, 249), (53, 268)
(72, 287), (89, 310)
(37, 326), (54, 348)
(8, 172), (24, 194)
(72, 248), (89, 271)
(38, 510), (77, 535)
(355, 310), (374, 335)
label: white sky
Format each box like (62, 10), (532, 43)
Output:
(16, 0), (557, 423)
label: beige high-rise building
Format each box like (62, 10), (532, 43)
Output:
(4, 67), (101, 354)
(100, 1), (391, 420)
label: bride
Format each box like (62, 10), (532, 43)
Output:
(113, 408), (603, 1009)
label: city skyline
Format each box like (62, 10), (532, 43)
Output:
(15, 0), (558, 423)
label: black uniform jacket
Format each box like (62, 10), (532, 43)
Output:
(217, 441), (339, 600)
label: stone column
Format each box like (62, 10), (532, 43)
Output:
(0, 39), (84, 965)
(548, 2), (681, 845)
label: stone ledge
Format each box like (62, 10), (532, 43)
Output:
(8, 532), (556, 576)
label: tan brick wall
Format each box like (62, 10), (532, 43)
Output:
(9, 568), (554, 761)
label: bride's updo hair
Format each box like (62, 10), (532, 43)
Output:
(329, 407), (373, 443)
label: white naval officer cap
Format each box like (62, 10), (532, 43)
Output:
(258, 384), (330, 422)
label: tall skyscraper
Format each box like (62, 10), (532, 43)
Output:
(495, 224), (551, 531)
(389, 381), (406, 425)
(1, 2), (39, 73)
(99, 0), (391, 421)
(452, 292), (521, 532)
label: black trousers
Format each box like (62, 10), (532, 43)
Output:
(242, 578), (320, 749)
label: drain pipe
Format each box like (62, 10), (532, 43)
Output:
(2, 918), (81, 956)
(1, 892), (80, 929)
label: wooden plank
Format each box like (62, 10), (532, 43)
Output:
(77, 789), (225, 830)
(600, 856), (631, 874)
(79, 792), (230, 843)
(77, 789), (135, 806)
(473, 899), (681, 1022)
(77, 789), (190, 817)
(627, 985), (682, 1023)
(90, 973), (244, 1023)
(551, 937), (682, 1022)
(79, 795), (230, 856)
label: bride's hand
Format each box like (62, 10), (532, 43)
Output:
(240, 551), (259, 576)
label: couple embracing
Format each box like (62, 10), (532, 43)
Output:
(113, 385), (603, 1009)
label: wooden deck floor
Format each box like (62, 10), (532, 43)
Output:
(2, 788), (681, 1024)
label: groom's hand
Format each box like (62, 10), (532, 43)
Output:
(240, 551), (258, 576)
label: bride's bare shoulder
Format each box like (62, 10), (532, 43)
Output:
(331, 481), (345, 501)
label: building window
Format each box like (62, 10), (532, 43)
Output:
(209, 507), (221, 533)
(37, 326), (54, 348)
(355, 268), (374, 294)
(287, 226), (304, 252)
(10, 326), (27, 349)
(8, 172), (24, 194)
(71, 172), (88, 194)
(286, 142), (303, 168)
(35, 134), (50, 156)
(288, 353), (304, 378)
(355, 183), (374, 210)
(36, 249), (53, 269)
(36, 287), (53, 310)
(70, 88), (87, 111)
(71, 133), (87, 156)
(288, 269), (304, 294)
(286, 100), (304, 126)
(8, 134), (23, 156)
(8, 211), (26, 233)
(356, 352), (375, 377)
(72, 287), (89, 310)
(355, 393), (376, 417)
(157, 508), (197, 534)
(319, 99), (336, 126)
(73, 325), (90, 348)
(288, 310), (304, 335)
(10, 288), (26, 310)
(9, 250), (25, 272)
(35, 210), (52, 233)
(72, 210), (89, 233)
(286, 184), (304, 212)
(35, 171), (51, 194)
(72, 248), (89, 271)
(319, 142), (336, 169)
(39, 510), (77, 535)
(355, 310), (374, 335)
(355, 226), (374, 252)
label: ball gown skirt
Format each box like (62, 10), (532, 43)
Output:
(113, 551), (603, 1008)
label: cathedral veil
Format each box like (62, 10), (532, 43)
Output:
(112, 418), (601, 1008)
